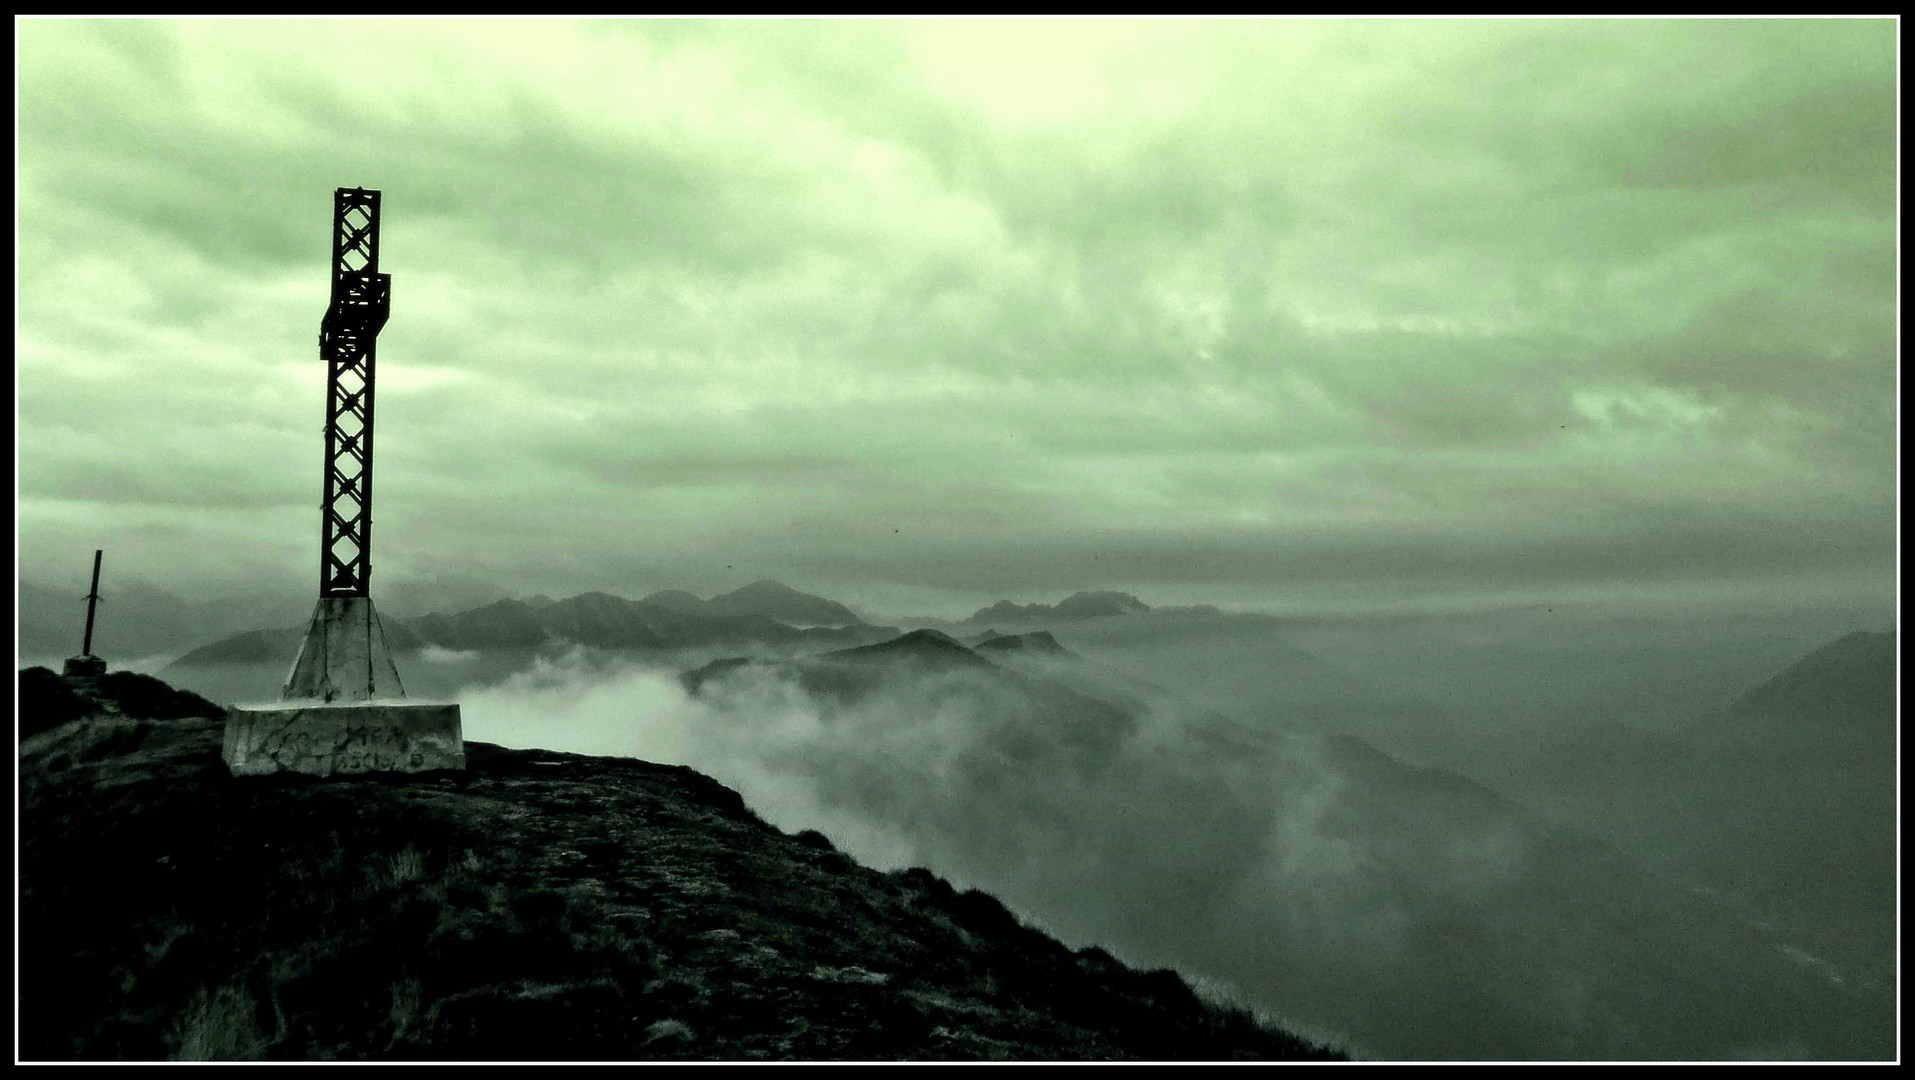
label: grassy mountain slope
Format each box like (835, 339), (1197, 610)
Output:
(18, 670), (1337, 1062)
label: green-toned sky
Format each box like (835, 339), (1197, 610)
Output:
(15, 18), (1899, 619)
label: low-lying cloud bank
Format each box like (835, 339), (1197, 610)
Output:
(457, 648), (1889, 1061)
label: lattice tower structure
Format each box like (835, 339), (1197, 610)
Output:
(318, 187), (391, 598)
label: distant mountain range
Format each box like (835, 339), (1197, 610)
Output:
(675, 626), (1895, 1061)
(169, 582), (882, 666)
(965, 591), (1155, 625)
(160, 582), (1215, 680)
(150, 582), (893, 705)
(695, 580), (868, 627)
(973, 631), (1075, 659)
(33, 577), (1202, 674)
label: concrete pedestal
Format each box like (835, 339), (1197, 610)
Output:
(223, 702), (464, 777)
(284, 596), (406, 702)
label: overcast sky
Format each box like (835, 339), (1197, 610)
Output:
(15, 18), (1898, 620)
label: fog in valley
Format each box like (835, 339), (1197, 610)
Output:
(21, 570), (1897, 1060)
(367, 594), (1890, 1061)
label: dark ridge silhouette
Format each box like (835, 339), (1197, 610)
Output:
(965, 599), (1053, 625)
(173, 618), (430, 668)
(704, 580), (867, 627)
(171, 627), (308, 666)
(407, 598), (553, 650)
(974, 631), (1075, 658)
(1051, 591), (1150, 621)
(820, 629), (992, 668)
(1692, 629), (1894, 744)
(639, 589), (710, 616)
(964, 591), (1150, 626)
(541, 591), (696, 649)
(167, 588), (900, 678)
(18, 669), (1337, 1062)
(687, 632), (1140, 775)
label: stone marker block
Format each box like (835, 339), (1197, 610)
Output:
(223, 702), (465, 777)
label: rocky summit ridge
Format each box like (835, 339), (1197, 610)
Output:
(17, 668), (1338, 1062)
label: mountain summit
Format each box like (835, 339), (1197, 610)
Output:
(702, 581), (866, 627)
(19, 670), (1332, 1062)
(1700, 629), (1894, 742)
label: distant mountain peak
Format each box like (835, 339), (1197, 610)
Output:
(706, 581), (865, 627)
(975, 631), (1074, 658)
(640, 589), (708, 615)
(965, 591), (1151, 625)
(1053, 591), (1149, 620)
(731, 579), (801, 595)
(1707, 628), (1895, 739)
(561, 591), (632, 608)
(822, 629), (991, 667)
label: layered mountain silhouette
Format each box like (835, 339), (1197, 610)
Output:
(674, 629), (1894, 1061)
(636, 581), (866, 627)
(161, 584), (895, 703)
(18, 667), (1334, 1062)
(399, 587), (872, 653)
(965, 591), (1151, 625)
(170, 583), (875, 665)
(818, 628), (993, 667)
(701, 580), (867, 627)
(681, 632), (1135, 769)
(974, 631), (1075, 659)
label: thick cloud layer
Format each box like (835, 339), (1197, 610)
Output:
(15, 19), (1896, 619)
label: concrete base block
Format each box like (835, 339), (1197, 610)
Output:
(223, 702), (465, 777)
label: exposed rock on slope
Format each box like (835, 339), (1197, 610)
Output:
(18, 671), (1335, 1062)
